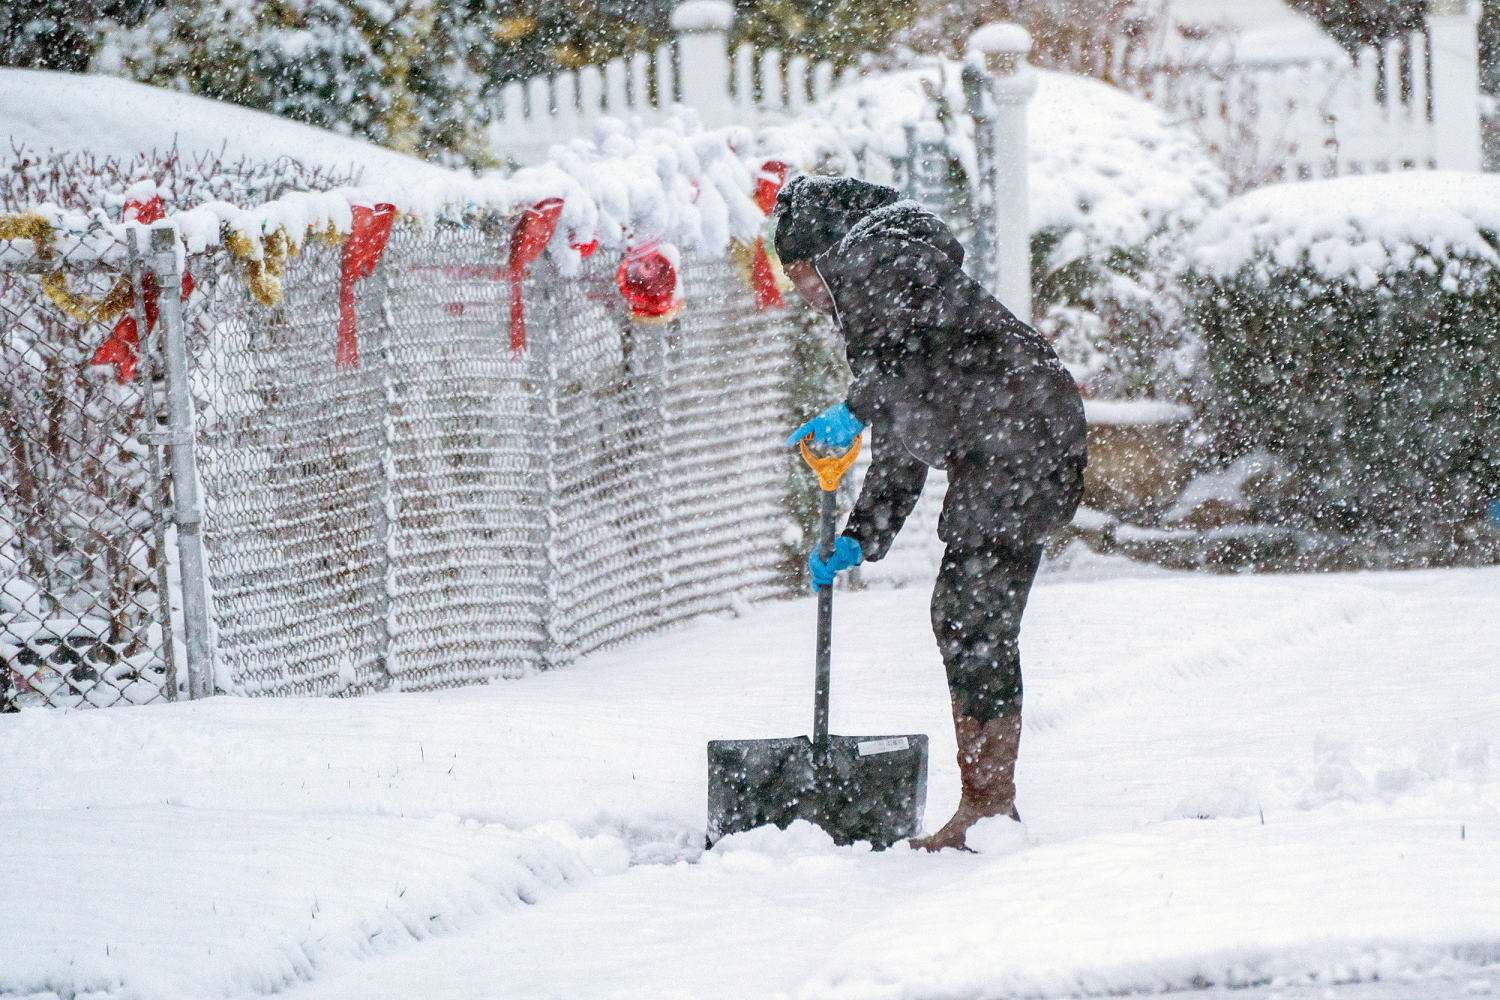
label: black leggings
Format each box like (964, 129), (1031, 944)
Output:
(930, 539), (1044, 723)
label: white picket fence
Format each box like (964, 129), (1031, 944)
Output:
(488, 1), (860, 165)
(488, 1), (1483, 193)
(1132, 7), (1481, 189)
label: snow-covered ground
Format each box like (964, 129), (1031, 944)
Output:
(3, 554), (1496, 1000)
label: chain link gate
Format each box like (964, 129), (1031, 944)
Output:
(1, 229), (183, 710)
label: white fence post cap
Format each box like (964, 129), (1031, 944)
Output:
(968, 23), (1033, 58)
(672, 0), (734, 32)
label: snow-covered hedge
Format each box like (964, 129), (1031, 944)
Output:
(1184, 172), (1500, 550)
(764, 64), (1229, 402)
(1029, 70), (1227, 402)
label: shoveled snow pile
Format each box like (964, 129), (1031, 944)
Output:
(1190, 171), (1500, 289)
(2, 559), (1497, 999)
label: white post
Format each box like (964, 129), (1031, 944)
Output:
(969, 23), (1038, 323)
(1428, 0), (1482, 171)
(671, 0), (735, 128)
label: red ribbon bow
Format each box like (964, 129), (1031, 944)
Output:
(750, 160), (790, 311)
(507, 198), (565, 353)
(89, 194), (193, 384)
(337, 203), (397, 370)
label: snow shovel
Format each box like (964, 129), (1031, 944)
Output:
(706, 437), (928, 850)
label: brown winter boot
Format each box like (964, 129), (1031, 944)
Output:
(908, 714), (1022, 852)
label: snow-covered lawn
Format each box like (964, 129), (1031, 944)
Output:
(3, 558), (1497, 1000)
(0, 68), (448, 186)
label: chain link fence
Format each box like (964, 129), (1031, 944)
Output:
(1, 241), (177, 710)
(179, 220), (796, 697)
(1, 120), (985, 707)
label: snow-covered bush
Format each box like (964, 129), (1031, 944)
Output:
(1183, 172), (1500, 554)
(764, 65), (1229, 403)
(102, 0), (502, 166)
(1029, 70), (1227, 402)
(1, 146), (359, 216)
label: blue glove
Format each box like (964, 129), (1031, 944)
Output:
(809, 536), (862, 591)
(786, 402), (865, 450)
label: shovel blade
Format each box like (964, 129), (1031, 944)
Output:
(706, 733), (928, 850)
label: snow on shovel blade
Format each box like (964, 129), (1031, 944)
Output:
(706, 733), (927, 850)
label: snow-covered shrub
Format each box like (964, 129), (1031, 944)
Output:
(1, 146), (359, 216)
(1029, 70), (1227, 402)
(767, 66), (1228, 403)
(102, 0), (502, 166)
(1183, 172), (1500, 554)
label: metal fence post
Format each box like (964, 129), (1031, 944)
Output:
(653, 315), (673, 625)
(962, 62), (999, 295)
(149, 223), (216, 699)
(126, 227), (179, 701)
(534, 272), (569, 670)
(373, 269), (400, 691)
(968, 23), (1038, 323)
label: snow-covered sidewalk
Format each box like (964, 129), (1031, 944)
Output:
(3, 560), (1497, 1000)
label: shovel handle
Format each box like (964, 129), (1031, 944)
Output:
(799, 439), (859, 754)
(798, 437), (862, 493)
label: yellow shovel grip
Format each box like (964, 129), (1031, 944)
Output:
(798, 436), (862, 492)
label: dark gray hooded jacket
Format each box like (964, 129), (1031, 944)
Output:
(775, 175), (1087, 557)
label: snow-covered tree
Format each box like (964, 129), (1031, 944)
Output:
(103, 0), (503, 165)
(899, 0), (1148, 83)
(0, 0), (155, 71)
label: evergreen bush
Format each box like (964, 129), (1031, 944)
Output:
(1183, 173), (1500, 558)
(103, 0), (502, 166)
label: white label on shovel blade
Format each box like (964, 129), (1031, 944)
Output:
(857, 737), (910, 757)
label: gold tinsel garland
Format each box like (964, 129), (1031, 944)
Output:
(4, 210), (354, 328)
(224, 226), (290, 306)
(0, 212), (56, 259)
(41, 272), (136, 324)
(223, 222), (344, 307)
(2, 211), (138, 324)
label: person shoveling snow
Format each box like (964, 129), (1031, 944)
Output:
(776, 175), (1087, 851)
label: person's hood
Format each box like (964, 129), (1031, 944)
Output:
(819, 199), (966, 290)
(772, 175), (900, 264)
(828, 199), (966, 274)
